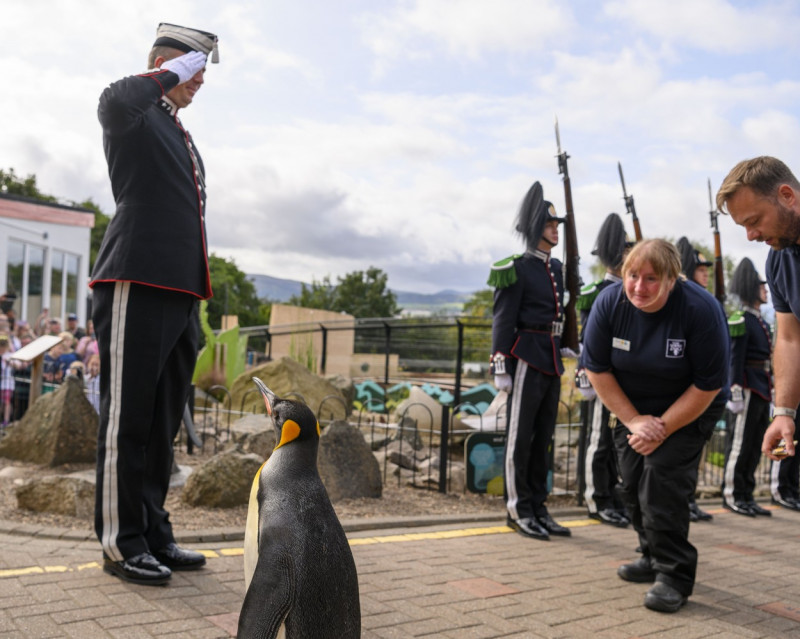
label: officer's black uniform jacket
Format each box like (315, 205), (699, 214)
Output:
(91, 69), (212, 299)
(729, 308), (772, 401)
(491, 250), (564, 377)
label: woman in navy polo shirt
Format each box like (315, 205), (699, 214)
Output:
(583, 239), (729, 613)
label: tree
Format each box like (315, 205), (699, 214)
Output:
(207, 254), (271, 329)
(462, 289), (493, 319)
(289, 266), (400, 318)
(0, 168), (57, 202)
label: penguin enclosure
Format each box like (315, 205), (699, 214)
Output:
(186, 317), (767, 505)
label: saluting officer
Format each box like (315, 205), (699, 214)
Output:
(489, 180), (571, 542)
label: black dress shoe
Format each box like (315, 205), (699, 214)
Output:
(747, 501), (772, 516)
(644, 582), (687, 613)
(689, 502), (713, 522)
(153, 543), (206, 571)
(507, 515), (549, 540)
(535, 513), (571, 537)
(772, 495), (800, 511)
(590, 508), (629, 528)
(617, 556), (656, 583)
(103, 552), (171, 586)
(723, 500), (756, 517)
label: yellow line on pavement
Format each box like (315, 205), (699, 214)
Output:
(0, 518), (598, 578)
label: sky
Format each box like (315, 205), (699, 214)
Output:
(3, 0), (799, 295)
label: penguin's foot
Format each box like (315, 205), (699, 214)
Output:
(153, 543), (207, 571)
(103, 552), (171, 586)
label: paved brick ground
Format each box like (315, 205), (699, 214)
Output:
(1, 502), (800, 638)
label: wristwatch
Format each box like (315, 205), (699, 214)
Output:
(772, 406), (797, 419)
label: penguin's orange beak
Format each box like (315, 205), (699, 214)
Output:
(252, 377), (277, 416)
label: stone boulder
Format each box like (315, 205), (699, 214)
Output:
(394, 386), (443, 444)
(229, 413), (277, 460)
(326, 375), (356, 415)
(16, 474), (95, 518)
(0, 376), (98, 466)
(318, 420), (382, 501)
(231, 357), (347, 418)
(181, 450), (264, 508)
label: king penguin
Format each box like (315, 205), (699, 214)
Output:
(237, 377), (361, 639)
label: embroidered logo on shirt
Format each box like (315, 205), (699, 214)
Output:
(666, 339), (686, 358)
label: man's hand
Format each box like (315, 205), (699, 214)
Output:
(162, 51), (207, 84)
(763, 415), (796, 460)
(494, 374), (513, 393)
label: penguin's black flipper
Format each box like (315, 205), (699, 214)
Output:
(237, 551), (293, 639)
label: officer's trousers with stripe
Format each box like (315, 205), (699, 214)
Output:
(93, 282), (199, 562)
(504, 362), (561, 521)
(722, 390), (770, 504)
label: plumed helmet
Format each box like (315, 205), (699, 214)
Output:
(514, 181), (564, 249)
(730, 257), (766, 306)
(676, 237), (712, 281)
(592, 213), (628, 270)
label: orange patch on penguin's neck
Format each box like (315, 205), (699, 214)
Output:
(274, 419), (301, 450)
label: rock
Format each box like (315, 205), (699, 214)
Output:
(326, 375), (356, 414)
(181, 450), (264, 508)
(396, 416), (426, 451)
(318, 420), (382, 501)
(230, 357), (347, 418)
(394, 387), (443, 444)
(229, 413), (277, 460)
(0, 376), (98, 466)
(16, 475), (95, 518)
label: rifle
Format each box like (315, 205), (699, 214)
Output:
(618, 162), (643, 241)
(708, 178), (725, 304)
(554, 117), (580, 352)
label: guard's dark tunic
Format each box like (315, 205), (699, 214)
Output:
(92, 69), (211, 298)
(583, 279), (729, 596)
(491, 250), (563, 520)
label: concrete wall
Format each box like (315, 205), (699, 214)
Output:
(269, 304), (356, 377)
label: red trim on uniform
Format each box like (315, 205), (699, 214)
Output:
(89, 278), (207, 300)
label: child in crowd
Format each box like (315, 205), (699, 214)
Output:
(0, 333), (15, 427)
(85, 354), (100, 414)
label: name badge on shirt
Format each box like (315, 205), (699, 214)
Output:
(612, 337), (630, 351)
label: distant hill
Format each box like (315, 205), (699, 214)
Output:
(247, 273), (474, 316)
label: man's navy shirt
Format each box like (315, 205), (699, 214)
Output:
(767, 245), (800, 318)
(583, 279), (729, 417)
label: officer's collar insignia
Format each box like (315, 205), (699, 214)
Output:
(157, 97), (179, 116)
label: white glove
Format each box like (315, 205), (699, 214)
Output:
(494, 374), (513, 393)
(161, 51), (207, 84)
(560, 347), (579, 359)
(727, 400), (745, 414)
(578, 386), (597, 400)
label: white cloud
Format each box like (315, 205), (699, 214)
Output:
(604, 0), (800, 54)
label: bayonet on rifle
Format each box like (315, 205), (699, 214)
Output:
(618, 162), (642, 241)
(554, 117), (580, 351)
(709, 178), (726, 304)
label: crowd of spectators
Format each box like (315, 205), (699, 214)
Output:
(0, 301), (99, 428)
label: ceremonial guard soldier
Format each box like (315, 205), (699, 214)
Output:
(723, 258), (773, 516)
(575, 213), (630, 527)
(676, 237), (720, 522)
(489, 181), (571, 541)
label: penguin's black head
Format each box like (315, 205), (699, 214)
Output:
(252, 377), (321, 450)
